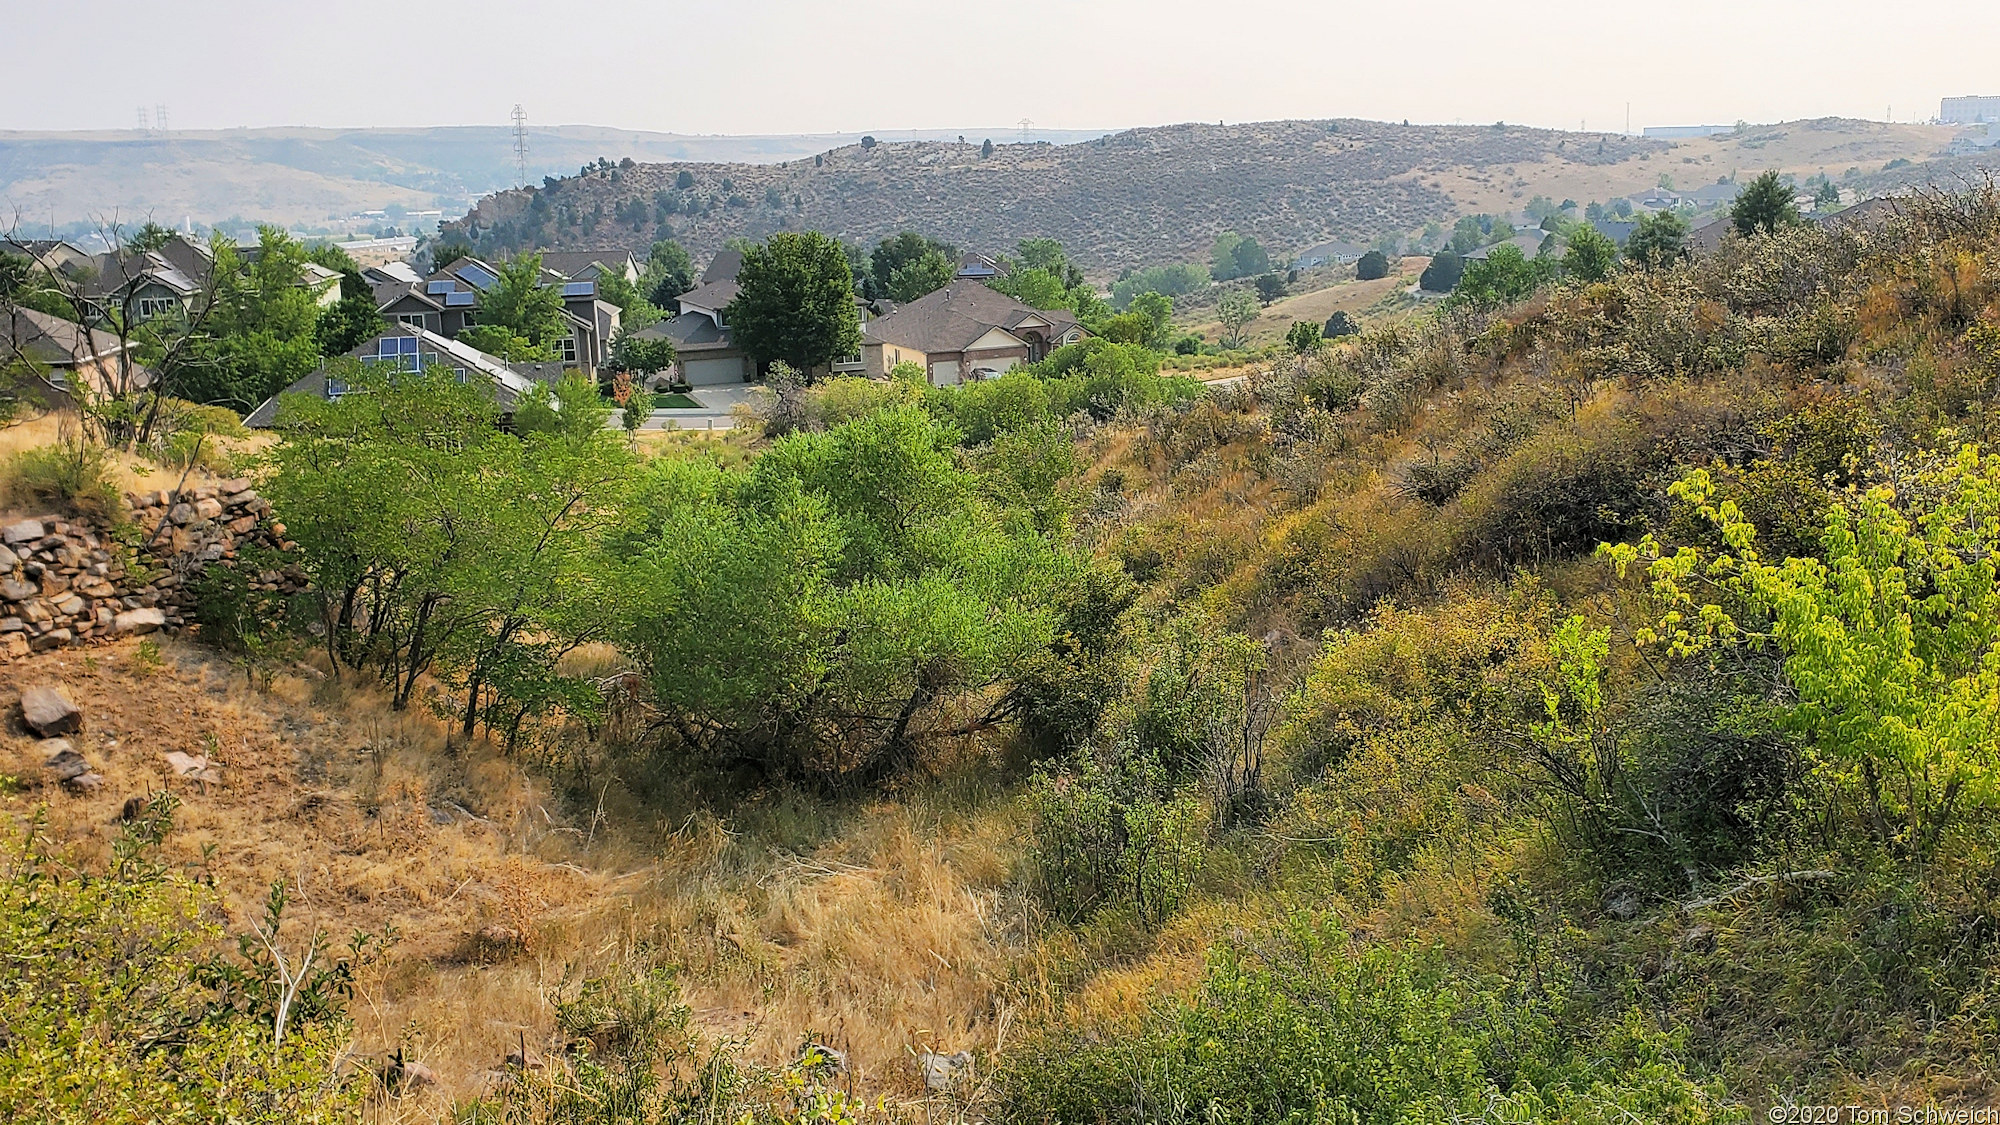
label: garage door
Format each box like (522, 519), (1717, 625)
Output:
(929, 360), (960, 386)
(683, 356), (747, 386)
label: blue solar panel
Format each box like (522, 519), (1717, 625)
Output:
(457, 263), (497, 290)
(446, 291), (475, 307)
(426, 280), (453, 295)
(562, 282), (596, 298)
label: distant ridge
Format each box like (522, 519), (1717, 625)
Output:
(0, 124), (1113, 230)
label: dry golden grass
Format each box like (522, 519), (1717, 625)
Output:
(0, 408), (266, 521)
(1417, 120), (1951, 216)
(1, 636), (1038, 1120)
(1183, 258), (1429, 350)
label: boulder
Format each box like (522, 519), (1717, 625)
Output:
(167, 503), (198, 526)
(0, 577), (35, 602)
(0, 634), (25, 659)
(1, 520), (44, 546)
(114, 607), (167, 635)
(68, 771), (105, 792)
(41, 740), (88, 781)
(21, 684), (82, 736)
(917, 1050), (972, 1092)
(162, 750), (209, 777)
(0, 545), (18, 569)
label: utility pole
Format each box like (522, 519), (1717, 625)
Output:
(512, 105), (530, 188)
(1626, 102), (1631, 135)
(136, 106), (150, 134)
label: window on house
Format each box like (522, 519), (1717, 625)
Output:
(558, 334), (579, 365)
(135, 296), (179, 320)
(360, 334), (421, 373)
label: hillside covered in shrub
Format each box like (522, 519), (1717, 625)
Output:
(9, 184), (2000, 1122)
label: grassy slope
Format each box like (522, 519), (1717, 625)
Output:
(1, 636), (1035, 1117)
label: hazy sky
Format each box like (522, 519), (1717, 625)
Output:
(7, 0), (1998, 135)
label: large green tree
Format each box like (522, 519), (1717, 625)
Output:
(869, 231), (957, 302)
(1731, 171), (1800, 236)
(175, 227), (326, 409)
(726, 231), (862, 376)
(618, 405), (1074, 784)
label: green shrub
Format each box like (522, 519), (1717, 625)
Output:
(996, 915), (1744, 1125)
(0, 795), (366, 1123)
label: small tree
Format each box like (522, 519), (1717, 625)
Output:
(1253, 272), (1286, 304)
(1216, 292), (1258, 349)
(1355, 249), (1390, 280)
(1562, 226), (1619, 283)
(1625, 211), (1690, 269)
(611, 333), (678, 380)
(1323, 310), (1360, 338)
(1731, 171), (1800, 236)
(1284, 320), (1323, 354)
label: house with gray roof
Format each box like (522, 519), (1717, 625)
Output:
(860, 282), (1082, 385)
(1293, 240), (1367, 269)
(368, 254), (621, 374)
(244, 323), (543, 428)
(2, 307), (154, 408)
(537, 250), (641, 286)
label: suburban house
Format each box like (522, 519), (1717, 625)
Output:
(537, 250), (642, 287)
(1, 307), (153, 405)
(1590, 219), (1638, 246)
(244, 322), (542, 428)
(1293, 240), (1367, 269)
(367, 254), (622, 375)
(1, 238), (98, 277)
(860, 282), (1082, 385)
(955, 253), (1008, 281)
(636, 251), (749, 386)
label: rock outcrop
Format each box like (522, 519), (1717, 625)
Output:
(0, 479), (304, 662)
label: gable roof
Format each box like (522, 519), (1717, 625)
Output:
(862, 282), (1080, 355)
(676, 279), (740, 314)
(4, 307), (129, 368)
(638, 311), (739, 353)
(539, 250), (637, 280)
(243, 324), (538, 428)
(700, 250), (743, 285)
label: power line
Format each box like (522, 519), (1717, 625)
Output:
(512, 105), (529, 188)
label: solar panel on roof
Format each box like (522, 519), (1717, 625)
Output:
(427, 281), (453, 295)
(562, 282), (595, 298)
(446, 291), (475, 307)
(457, 263), (497, 290)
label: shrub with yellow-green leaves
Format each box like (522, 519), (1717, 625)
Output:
(0, 796), (363, 1124)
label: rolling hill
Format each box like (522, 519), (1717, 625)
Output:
(0, 124), (1111, 232)
(444, 117), (1977, 276)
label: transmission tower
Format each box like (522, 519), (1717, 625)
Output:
(155, 104), (169, 134)
(1018, 118), (1033, 143)
(512, 105), (529, 187)
(136, 106), (150, 134)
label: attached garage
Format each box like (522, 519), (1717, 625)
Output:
(683, 355), (748, 386)
(929, 360), (961, 386)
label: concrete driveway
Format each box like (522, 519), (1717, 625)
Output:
(639, 383), (767, 432)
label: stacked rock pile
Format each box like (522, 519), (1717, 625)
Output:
(0, 478), (304, 661)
